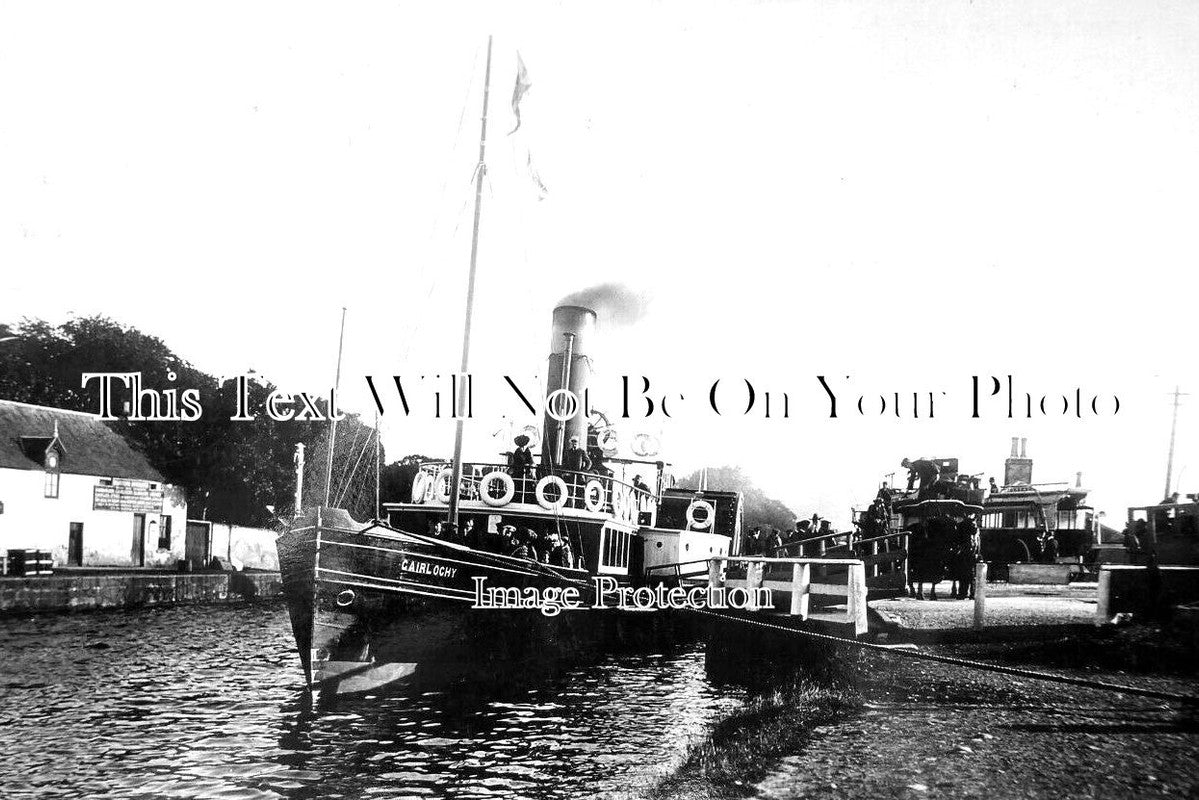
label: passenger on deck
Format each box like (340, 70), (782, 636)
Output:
(536, 529), (555, 563)
(988, 477), (1000, 495)
(522, 528), (542, 562)
(588, 444), (613, 478)
(463, 518), (482, 550)
(508, 435), (535, 501)
(498, 524), (517, 553)
(632, 474), (652, 495)
(438, 521), (461, 544)
(564, 436), (592, 472)
(548, 530), (575, 568)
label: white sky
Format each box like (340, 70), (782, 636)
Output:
(2, 0), (1197, 525)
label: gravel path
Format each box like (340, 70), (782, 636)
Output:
(872, 582), (1099, 630)
(753, 649), (1199, 799)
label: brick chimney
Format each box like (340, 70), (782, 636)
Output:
(1004, 436), (1033, 485)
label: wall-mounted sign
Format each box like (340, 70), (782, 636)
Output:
(93, 478), (164, 514)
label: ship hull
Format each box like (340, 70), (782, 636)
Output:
(277, 508), (603, 695)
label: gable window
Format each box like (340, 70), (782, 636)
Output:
(44, 451), (60, 499)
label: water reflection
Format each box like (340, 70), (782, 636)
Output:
(0, 604), (744, 799)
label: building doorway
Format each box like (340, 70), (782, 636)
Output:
(68, 522), (84, 566)
(132, 513), (146, 567)
(185, 520), (211, 569)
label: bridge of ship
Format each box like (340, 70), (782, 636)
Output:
(402, 461), (658, 527)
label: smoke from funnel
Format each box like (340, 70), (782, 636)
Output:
(556, 283), (648, 326)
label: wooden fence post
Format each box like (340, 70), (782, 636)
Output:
(1095, 566), (1110, 626)
(708, 558), (725, 591)
(973, 561), (987, 630)
(847, 563), (868, 636)
(790, 562), (810, 618)
(745, 560), (764, 611)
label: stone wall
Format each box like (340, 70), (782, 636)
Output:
(0, 571), (282, 613)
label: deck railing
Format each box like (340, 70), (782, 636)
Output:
(408, 461), (656, 524)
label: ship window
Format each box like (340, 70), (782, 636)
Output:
(602, 529), (631, 568)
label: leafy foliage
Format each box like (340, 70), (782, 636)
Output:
(0, 315), (382, 526)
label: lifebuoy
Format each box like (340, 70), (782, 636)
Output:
(612, 484), (626, 519)
(480, 472), (515, 507)
(535, 475), (569, 510)
(410, 471), (430, 504)
(598, 429), (619, 456)
(583, 480), (605, 512)
(632, 433), (660, 457)
(435, 468), (454, 503)
(686, 499), (715, 530)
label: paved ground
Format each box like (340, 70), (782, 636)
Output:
(753, 648), (1199, 799)
(871, 582), (1098, 631)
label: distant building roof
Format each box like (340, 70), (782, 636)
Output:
(0, 399), (165, 482)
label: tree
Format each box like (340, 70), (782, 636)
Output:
(0, 315), (353, 527)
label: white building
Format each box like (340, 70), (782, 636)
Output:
(0, 400), (188, 567)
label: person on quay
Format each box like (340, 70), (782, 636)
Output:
(902, 457), (941, 499)
(765, 527), (785, 556)
(743, 526), (764, 556)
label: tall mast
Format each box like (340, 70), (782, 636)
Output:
(1164, 386), (1185, 501)
(324, 306), (347, 507)
(448, 36), (493, 526)
(375, 407), (381, 519)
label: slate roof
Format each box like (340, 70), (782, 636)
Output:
(0, 400), (166, 481)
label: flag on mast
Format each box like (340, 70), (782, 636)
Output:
(508, 51), (548, 200)
(510, 53), (531, 135)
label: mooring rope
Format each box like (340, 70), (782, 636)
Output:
(686, 607), (1199, 706)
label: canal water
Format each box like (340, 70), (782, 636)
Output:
(0, 603), (746, 799)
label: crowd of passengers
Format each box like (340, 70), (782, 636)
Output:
(427, 517), (579, 569)
(507, 433), (653, 496)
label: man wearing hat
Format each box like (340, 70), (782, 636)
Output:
(563, 436), (591, 472)
(508, 434), (534, 502)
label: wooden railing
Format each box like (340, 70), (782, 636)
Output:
(765, 529), (908, 596)
(708, 556), (869, 635)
